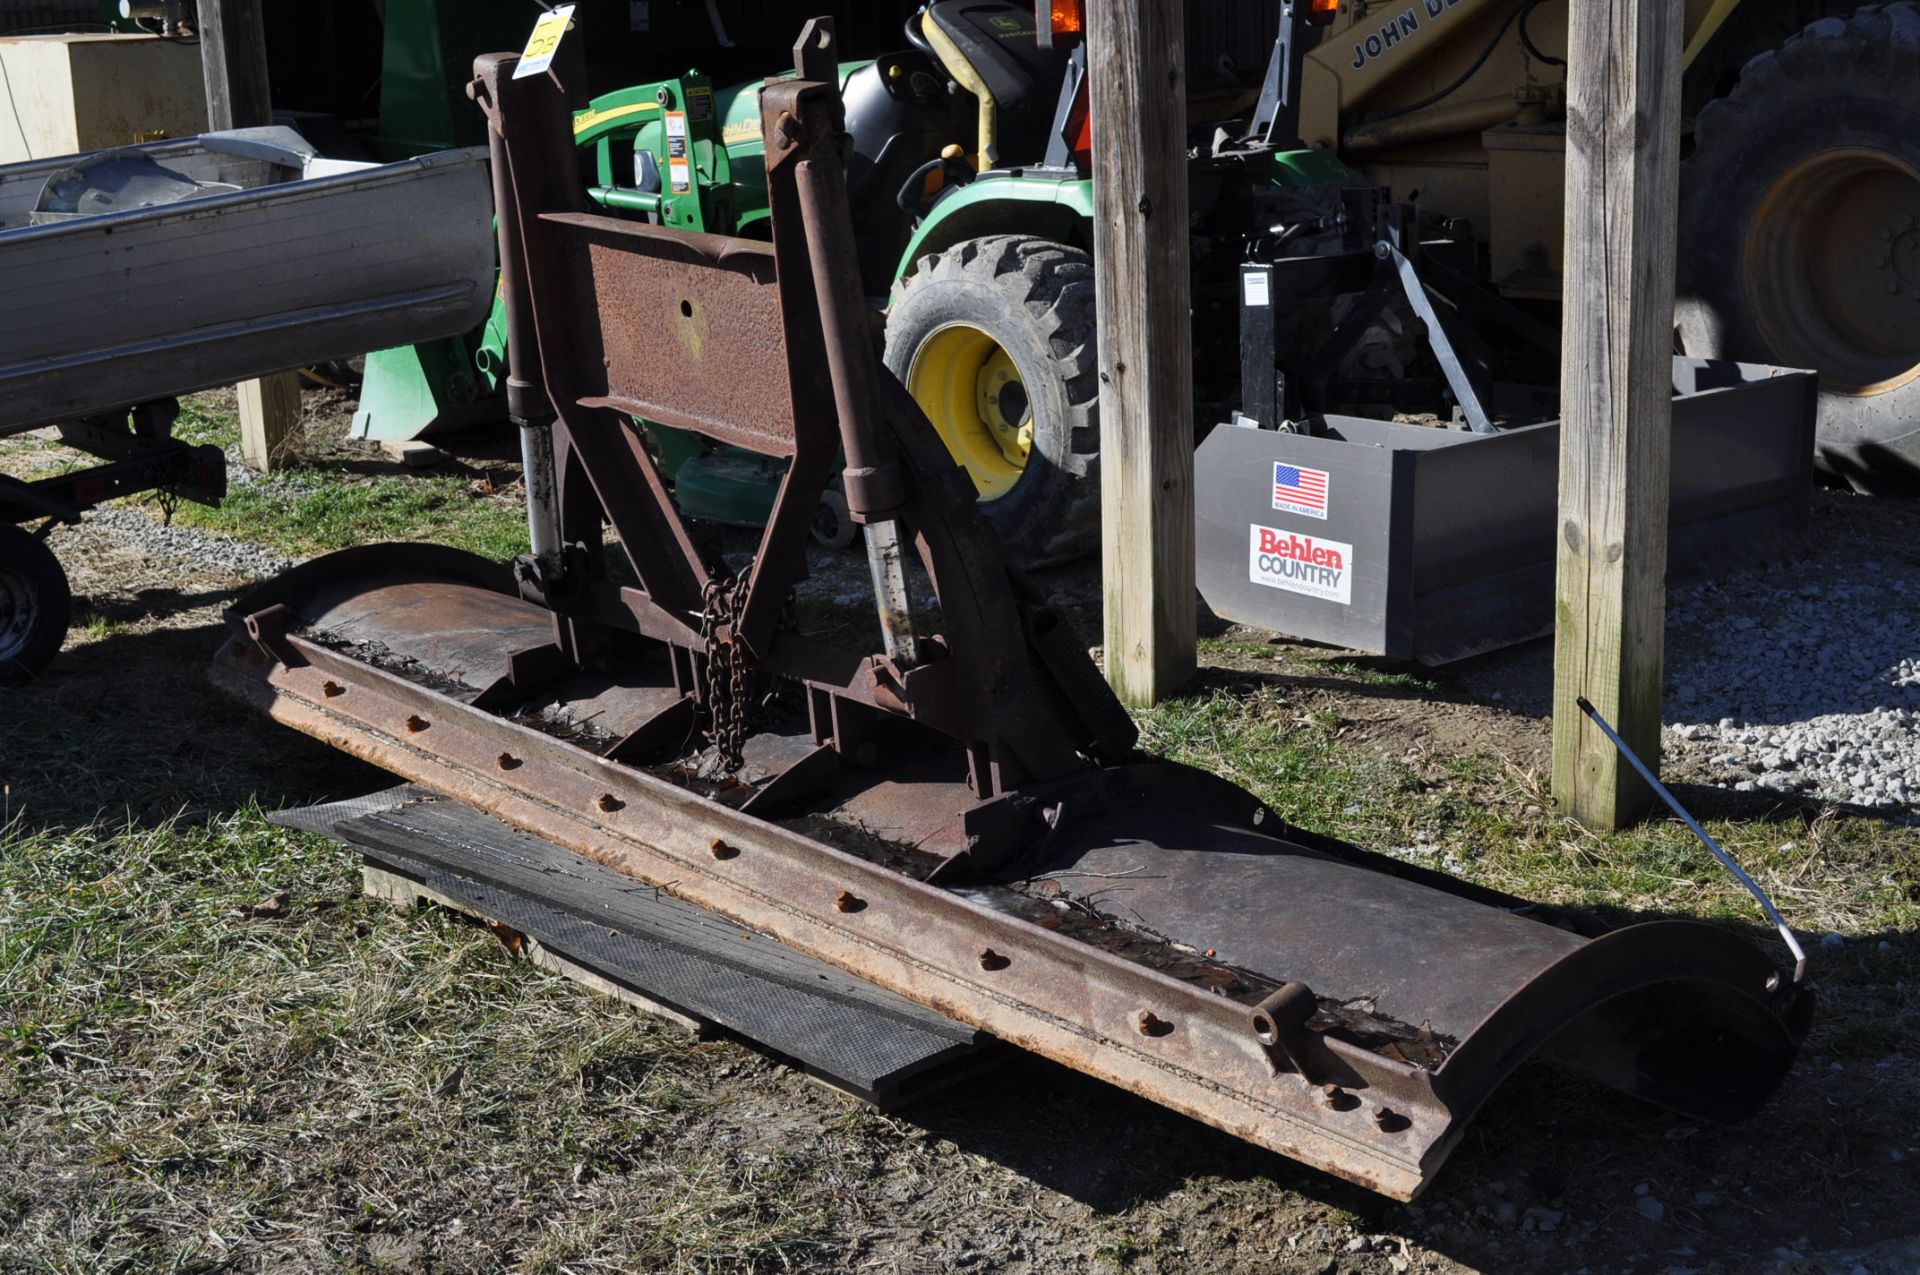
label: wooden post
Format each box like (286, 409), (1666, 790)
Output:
(1550, 0), (1683, 828)
(200, 0), (302, 472)
(1090, 0), (1195, 707)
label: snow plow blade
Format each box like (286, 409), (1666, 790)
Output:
(212, 34), (1809, 1200)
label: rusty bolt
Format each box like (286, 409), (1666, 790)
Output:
(322, 681), (345, 698)
(597, 793), (624, 813)
(1319, 1084), (1358, 1111)
(1135, 1010), (1171, 1037)
(777, 111), (803, 144)
(834, 890), (864, 913)
(496, 753), (521, 771)
(1372, 1104), (1409, 1133)
(978, 948), (1009, 971)
(405, 715), (429, 734)
(709, 838), (738, 860)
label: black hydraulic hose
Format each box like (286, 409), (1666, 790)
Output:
(904, 6), (936, 54)
(1363, 0), (1551, 123)
(1518, 2), (1565, 67)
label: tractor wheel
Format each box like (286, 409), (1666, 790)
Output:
(1678, 3), (1920, 492)
(885, 235), (1099, 567)
(811, 489), (859, 550)
(0, 525), (71, 685)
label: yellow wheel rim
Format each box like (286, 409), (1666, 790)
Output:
(905, 323), (1033, 501)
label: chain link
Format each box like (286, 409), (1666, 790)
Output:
(698, 571), (753, 772)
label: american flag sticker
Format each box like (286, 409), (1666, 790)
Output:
(1271, 462), (1330, 519)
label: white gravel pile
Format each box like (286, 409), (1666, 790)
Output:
(1663, 559), (1919, 811)
(80, 506), (298, 581)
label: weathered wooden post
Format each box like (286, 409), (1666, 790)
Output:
(1551, 0), (1683, 827)
(1089, 0), (1195, 707)
(200, 0), (302, 472)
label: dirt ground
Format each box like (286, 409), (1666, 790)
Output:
(3, 413), (1918, 1274)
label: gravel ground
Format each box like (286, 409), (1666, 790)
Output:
(1661, 499), (1920, 815)
(79, 504), (297, 581)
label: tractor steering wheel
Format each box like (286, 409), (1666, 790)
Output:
(904, 6), (936, 54)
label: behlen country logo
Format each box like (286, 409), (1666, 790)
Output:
(1272, 462), (1329, 519)
(1248, 525), (1353, 605)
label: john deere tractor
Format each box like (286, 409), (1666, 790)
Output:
(445, 0), (1920, 566)
(869, 0), (1920, 555)
(462, 0), (1500, 564)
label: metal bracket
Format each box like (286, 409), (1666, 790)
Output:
(242, 603), (306, 669)
(1378, 235), (1495, 435)
(1250, 981), (1322, 1083)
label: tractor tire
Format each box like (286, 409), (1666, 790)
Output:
(885, 235), (1100, 567)
(1677, 3), (1920, 493)
(0, 524), (71, 685)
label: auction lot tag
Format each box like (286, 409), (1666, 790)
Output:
(514, 4), (576, 79)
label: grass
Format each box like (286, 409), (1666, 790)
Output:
(161, 397), (531, 561)
(0, 811), (837, 1273)
(1135, 679), (1920, 941)
(4, 389), (1917, 1271)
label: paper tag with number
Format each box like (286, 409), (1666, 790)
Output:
(514, 4), (576, 80)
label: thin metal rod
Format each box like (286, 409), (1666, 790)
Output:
(1575, 696), (1808, 984)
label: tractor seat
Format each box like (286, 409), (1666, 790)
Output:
(922, 0), (1069, 168)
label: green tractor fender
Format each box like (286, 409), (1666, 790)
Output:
(892, 173), (1095, 285)
(890, 144), (1355, 285)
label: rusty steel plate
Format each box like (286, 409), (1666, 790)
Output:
(211, 566), (1809, 1200)
(544, 214), (802, 457)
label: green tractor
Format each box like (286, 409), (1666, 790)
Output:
(457, 0), (1519, 564)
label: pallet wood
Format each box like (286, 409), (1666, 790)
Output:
(278, 790), (995, 1110)
(1550, 0), (1683, 828)
(1090, 0), (1196, 707)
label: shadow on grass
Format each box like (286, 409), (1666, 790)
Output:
(1, 609), (386, 832)
(8, 592), (1915, 1273)
(877, 917), (1914, 1272)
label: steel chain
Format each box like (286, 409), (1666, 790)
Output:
(698, 571), (753, 772)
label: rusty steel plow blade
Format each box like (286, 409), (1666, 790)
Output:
(213, 32), (1806, 1200)
(213, 549), (1809, 1201)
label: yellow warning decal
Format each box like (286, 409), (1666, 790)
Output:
(571, 100), (660, 135)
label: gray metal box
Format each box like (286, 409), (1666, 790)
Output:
(1195, 359), (1817, 664)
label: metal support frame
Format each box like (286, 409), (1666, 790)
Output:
(209, 22), (1811, 1202)
(1249, 1), (1312, 148)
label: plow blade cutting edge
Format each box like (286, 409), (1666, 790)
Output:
(211, 26), (1808, 1200)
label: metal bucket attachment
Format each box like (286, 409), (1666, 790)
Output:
(1196, 359), (1817, 665)
(211, 32), (1809, 1200)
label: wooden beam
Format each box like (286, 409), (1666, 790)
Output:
(1090, 0), (1195, 707)
(1550, 0), (1683, 828)
(237, 372), (303, 470)
(200, 0), (301, 473)
(197, 0), (271, 131)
